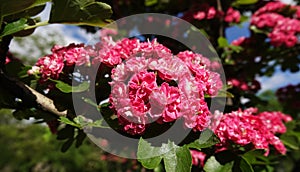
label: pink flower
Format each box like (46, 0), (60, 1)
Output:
(207, 7), (217, 19)
(225, 7), (241, 23)
(52, 43), (90, 66)
(5, 57), (11, 64)
(253, 2), (286, 16)
(193, 11), (206, 20)
(177, 51), (223, 96)
(231, 37), (246, 46)
(190, 150), (206, 167)
(35, 54), (64, 81)
(150, 83), (182, 122)
(93, 38), (140, 66)
(193, 5), (217, 21)
(108, 40), (222, 135)
(258, 111), (292, 134)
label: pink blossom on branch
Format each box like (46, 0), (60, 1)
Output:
(250, 1), (300, 47)
(225, 7), (241, 23)
(108, 40), (223, 135)
(212, 108), (292, 155)
(30, 43), (90, 82)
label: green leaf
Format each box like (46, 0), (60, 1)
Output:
(57, 125), (75, 140)
(75, 130), (86, 147)
(49, 0), (112, 27)
(163, 144), (192, 172)
(5, 60), (25, 77)
(145, 0), (158, 6)
(58, 117), (81, 128)
(242, 149), (266, 164)
(239, 157), (254, 172)
(0, 18), (28, 38)
(0, 0), (35, 17)
(61, 137), (74, 152)
(82, 97), (100, 112)
(18, 66), (33, 78)
(204, 156), (234, 172)
(218, 37), (229, 48)
(137, 138), (192, 172)
(250, 25), (268, 34)
(4, 5), (46, 22)
(137, 138), (163, 169)
(188, 129), (219, 150)
(54, 80), (90, 93)
(280, 134), (299, 150)
(234, 0), (258, 5)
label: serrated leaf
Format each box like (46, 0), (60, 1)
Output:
(188, 129), (219, 150)
(0, 18), (28, 38)
(49, 0), (112, 27)
(54, 80), (90, 93)
(240, 157), (254, 172)
(204, 156), (234, 172)
(163, 144), (192, 172)
(137, 138), (163, 169)
(137, 139), (192, 172)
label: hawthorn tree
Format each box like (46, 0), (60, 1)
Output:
(1, 0), (300, 171)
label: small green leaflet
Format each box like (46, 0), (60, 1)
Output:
(59, 116), (109, 129)
(188, 129), (219, 150)
(52, 80), (90, 93)
(0, 18), (28, 38)
(218, 37), (229, 48)
(233, 0), (258, 6)
(59, 116), (81, 128)
(203, 156), (234, 172)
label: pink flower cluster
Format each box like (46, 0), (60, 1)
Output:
(212, 108), (292, 155)
(227, 78), (261, 92)
(190, 3), (240, 23)
(251, 2), (300, 47)
(92, 38), (171, 67)
(193, 5), (218, 20)
(30, 43), (90, 81)
(224, 7), (241, 23)
(108, 38), (223, 135)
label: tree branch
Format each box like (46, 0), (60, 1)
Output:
(0, 71), (67, 117)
